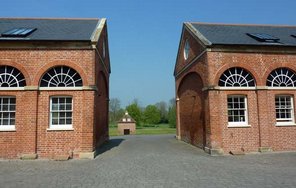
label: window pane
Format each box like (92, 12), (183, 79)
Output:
(10, 119), (15, 125)
(59, 98), (65, 104)
(2, 119), (9, 125)
(66, 118), (72, 124)
(10, 104), (16, 111)
(52, 112), (59, 118)
(60, 112), (65, 118)
(10, 98), (16, 104)
(3, 112), (9, 118)
(66, 104), (72, 110)
(3, 98), (9, 104)
(3, 105), (9, 111)
(52, 118), (58, 125)
(59, 119), (65, 125)
(52, 98), (58, 104)
(66, 112), (72, 118)
(66, 98), (72, 103)
(52, 104), (59, 111)
(59, 104), (66, 110)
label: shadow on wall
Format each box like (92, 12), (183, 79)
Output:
(95, 138), (125, 158)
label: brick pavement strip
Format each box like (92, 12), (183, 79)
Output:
(0, 134), (296, 188)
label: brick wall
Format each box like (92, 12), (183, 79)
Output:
(175, 27), (296, 154)
(0, 44), (109, 159)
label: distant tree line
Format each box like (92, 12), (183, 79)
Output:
(109, 98), (176, 128)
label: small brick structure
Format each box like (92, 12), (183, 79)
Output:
(174, 22), (296, 155)
(0, 18), (111, 159)
(117, 112), (136, 135)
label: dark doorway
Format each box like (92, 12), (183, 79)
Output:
(124, 129), (130, 135)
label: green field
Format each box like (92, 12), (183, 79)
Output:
(109, 124), (176, 136)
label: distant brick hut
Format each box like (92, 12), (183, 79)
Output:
(175, 22), (296, 155)
(118, 112), (136, 135)
(0, 18), (111, 159)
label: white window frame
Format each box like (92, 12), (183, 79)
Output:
(48, 96), (73, 130)
(0, 96), (16, 131)
(227, 95), (249, 127)
(275, 95), (295, 126)
(183, 39), (190, 60)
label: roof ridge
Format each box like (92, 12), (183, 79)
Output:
(189, 22), (296, 28)
(0, 17), (100, 21)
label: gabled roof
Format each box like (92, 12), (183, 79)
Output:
(118, 112), (136, 123)
(0, 18), (104, 42)
(186, 22), (296, 47)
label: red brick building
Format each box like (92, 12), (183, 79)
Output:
(0, 18), (110, 159)
(117, 112), (136, 135)
(175, 22), (296, 155)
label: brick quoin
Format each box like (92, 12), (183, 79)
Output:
(0, 18), (110, 159)
(175, 23), (296, 155)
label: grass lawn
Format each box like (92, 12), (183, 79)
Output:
(109, 124), (176, 136)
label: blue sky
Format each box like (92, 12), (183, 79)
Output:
(1, 0), (296, 107)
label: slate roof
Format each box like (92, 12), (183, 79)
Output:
(0, 18), (101, 41)
(188, 23), (296, 47)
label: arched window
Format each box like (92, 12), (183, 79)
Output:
(0, 66), (26, 87)
(219, 67), (255, 87)
(40, 66), (83, 87)
(266, 68), (296, 87)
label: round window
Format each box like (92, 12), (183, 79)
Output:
(184, 39), (190, 60)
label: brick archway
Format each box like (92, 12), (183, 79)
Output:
(177, 72), (205, 148)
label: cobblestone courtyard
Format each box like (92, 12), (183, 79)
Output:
(0, 134), (295, 188)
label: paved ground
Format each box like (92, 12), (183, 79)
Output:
(0, 134), (296, 188)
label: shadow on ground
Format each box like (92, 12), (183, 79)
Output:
(95, 138), (125, 158)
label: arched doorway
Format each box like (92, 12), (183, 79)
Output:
(178, 72), (205, 148)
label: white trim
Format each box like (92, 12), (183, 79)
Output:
(47, 126), (74, 131)
(228, 124), (251, 128)
(0, 126), (16, 131)
(0, 87), (25, 91)
(40, 87), (83, 91)
(268, 87), (296, 90)
(218, 87), (256, 90)
(275, 123), (296, 127)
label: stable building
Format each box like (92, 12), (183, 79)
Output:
(174, 22), (296, 155)
(0, 18), (110, 159)
(117, 112), (136, 135)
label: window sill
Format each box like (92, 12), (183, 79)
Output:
(0, 127), (16, 132)
(227, 124), (251, 128)
(275, 123), (296, 127)
(47, 127), (74, 131)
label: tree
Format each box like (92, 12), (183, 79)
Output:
(126, 103), (142, 127)
(155, 101), (168, 123)
(109, 98), (124, 124)
(143, 105), (161, 125)
(168, 98), (176, 128)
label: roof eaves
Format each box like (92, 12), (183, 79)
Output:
(91, 18), (106, 44)
(185, 22), (212, 46)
